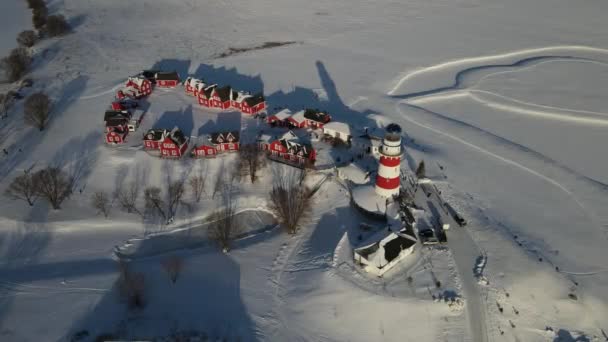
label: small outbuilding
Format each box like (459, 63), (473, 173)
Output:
(323, 121), (352, 144)
(155, 71), (181, 88)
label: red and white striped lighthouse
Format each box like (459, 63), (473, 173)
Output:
(375, 123), (402, 198)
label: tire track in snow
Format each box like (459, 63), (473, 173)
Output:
(388, 45), (608, 97)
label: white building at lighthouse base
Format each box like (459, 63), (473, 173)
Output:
(352, 184), (394, 219)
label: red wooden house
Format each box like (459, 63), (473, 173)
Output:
(160, 127), (189, 158)
(267, 109), (292, 126)
(303, 109), (331, 129)
(240, 94), (266, 115)
(268, 138), (316, 166)
(143, 128), (168, 150)
(116, 87), (146, 100)
(125, 76), (153, 96)
(197, 84), (217, 107)
(184, 77), (205, 96)
(155, 71), (180, 88)
(208, 86), (232, 110)
(192, 131), (240, 158)
(287, 110), (307, 129)
(104, 111), (132, 144)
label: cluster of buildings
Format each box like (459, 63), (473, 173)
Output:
(183, 77), (267, 115)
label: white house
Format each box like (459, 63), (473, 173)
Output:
(323, 121), (352, 143)
(354, 227), (417, 276)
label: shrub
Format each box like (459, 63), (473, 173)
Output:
(17, 30), (37, 48)
(46, 15), (70, 37)
(24, 92), (50, 130)
(1, 47), (31, 82)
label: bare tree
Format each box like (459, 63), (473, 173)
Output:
(117, 260), (146, 310)
(167, 180), (185, 217)
(1, 47), (31, 82)
(268, 166), (313, 234)
(115, 181), (142, 216)
(91, 191), (111, 218)
(4, 170), (38, 206)
(188, 169), (206, 203)
(238, 144), (264, 183)
(24, 92), (50, 131)
(161, 255), (183, 284)
(208, 188), (240, 252)
(45, 15), (70, 37)
(32, 167), (73, 209)
(211, 163), (225, 199)
(17, 30), (37, 48)
(0, 93), (15, 118)
(415, 160), (426, 179)
(144, 186), (166, 220)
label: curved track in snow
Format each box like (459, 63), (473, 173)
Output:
(389, 46), (608, 127)
(388, 45), (608, 342)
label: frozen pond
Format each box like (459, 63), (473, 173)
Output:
(0, 0), (30, 57)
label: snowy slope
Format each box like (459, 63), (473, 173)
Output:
(1, 0), (608, 341)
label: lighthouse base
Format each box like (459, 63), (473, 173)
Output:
(352, 185), (394, 220)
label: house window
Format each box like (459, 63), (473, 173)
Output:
(172, 150), (177, 156)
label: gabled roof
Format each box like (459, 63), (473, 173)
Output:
(279, 139), (314, 158)
(168, 127), (187, 146)
(289, 110), (306, 124)
(324, 121), (351, 135)
(155, 71), (180, 81)
(127, 76), (148, 87)
(104, 110), (131, 122)
(209, 131), (240, 144)
(243, 94), (265, 106)
(303, 109), (330, 123)
(214, 86), (232, 101)
(144, 128), (167, 141)
(271, 109), (292, 121)
(200, 84), (217, 98)
(279, 130), (299, 141)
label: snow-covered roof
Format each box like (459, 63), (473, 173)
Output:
(127, 76), (147, 87)
(233, 90), (252, 103)
(354, 225), (417, 268)
(290, 110), (306, 124)
(279, 130), (299, 141)
(271, 109), (293, 120)
(323, 121), (351, 135)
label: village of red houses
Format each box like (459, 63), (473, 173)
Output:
(103, 70), (353, 167)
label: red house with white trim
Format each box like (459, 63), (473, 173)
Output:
(287, 110), (307, 129)
(125, 76), (152, 96)
(160, 127), (189, 158)
(192, 131), (240, 158)
(268, 138), (316, 166)
(104, 110), (132, 144)
(208, 86), (232, 110)
(267, 109), (292, 126)
(184, 77), (205, 96)
(197, 84), (217, 107)
(303, 109), (331, 129)
(155, 71), (180, 88)
(240, 94), (266, 115)
(143, 128), (168, 150)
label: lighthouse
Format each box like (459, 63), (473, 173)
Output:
(375, 123), (402, 198)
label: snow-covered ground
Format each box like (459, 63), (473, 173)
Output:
(1, 0), (608, 341)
